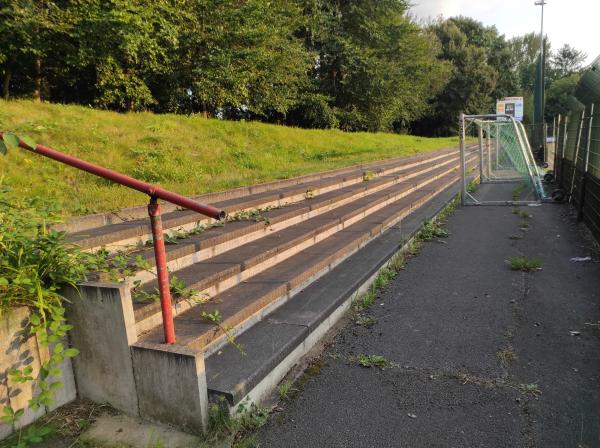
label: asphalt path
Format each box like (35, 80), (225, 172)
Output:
(257, 203), (600, 447)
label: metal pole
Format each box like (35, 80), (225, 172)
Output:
(511, 118), (541, 201)
(495, 122), (499, 170)
(577, 103), (595, 220)
(148, 198), (176, 344)
(562, 115), (568, 159)
(584, 103), (595, 174)
(554, 114), (561, 177)
(459, 113), (467, 205)
(478, 125), (484, 182)
(486, 124), (492, 179)
(569, 110), (586, 202)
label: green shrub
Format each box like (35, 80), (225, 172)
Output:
(0, 186), (86, 427)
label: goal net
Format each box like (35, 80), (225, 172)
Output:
(459, 114), (548, 205)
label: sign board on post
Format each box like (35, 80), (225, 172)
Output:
(496, 97), (524, 121)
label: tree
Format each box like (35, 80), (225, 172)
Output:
(158, 0), (313, 119)
(410, 18), (497, 136)
(545, 73), (580, 119)
(449, 16), (518, 99)
(295, 0), (449, 132)
(72, 0), (179, 111)
(508, 32), (550, 93)
(0, 0), (70, 100)
(549, 44), (586, 80)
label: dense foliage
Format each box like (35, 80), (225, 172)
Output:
(0, 1), (588, 134)
(0, 186), (83, 427)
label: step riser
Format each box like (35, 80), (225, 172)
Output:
(198, 172), (463, 356)
(128, 153), (463, 286)
(134, 158), (474, 335)
(84, 151), (460, 252)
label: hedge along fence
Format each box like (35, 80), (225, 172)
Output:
(553, 55), (600, 242)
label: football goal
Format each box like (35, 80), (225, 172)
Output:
(459, 113), (549, 205)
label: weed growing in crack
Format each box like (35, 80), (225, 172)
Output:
(278, 382), (297, 400)
(363, 170), (376, 181)
(388, 253), (406, 271)
(204, 397), (269, 446)
(517, 383), (541, 398)
(407, 238), (422, 256)
(508, 256), (542, 272)
(353, 314), (377, 328)
(512, 183), (527, 201)
(227, 206), (278, 226)
(496, 347), (517, 366)
(356, 354), (395, 369)
(420, 219), (449, 240)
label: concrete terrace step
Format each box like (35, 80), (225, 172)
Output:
(135, 171), (462, 355)
(203, 181), (461, 406)
(64, 148), (462, 251)
(116, 151), (462, 287)
(132, 160), (470, 335)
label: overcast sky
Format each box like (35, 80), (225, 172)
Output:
(408, 0), (598, 64)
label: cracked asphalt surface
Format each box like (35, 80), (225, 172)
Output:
(257, 204), (600, 447)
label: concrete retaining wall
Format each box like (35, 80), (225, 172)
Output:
(0, 307), (77, 441)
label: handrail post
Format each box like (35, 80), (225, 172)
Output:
(148, 197), (176, 344)
(459, 112), (467, 205)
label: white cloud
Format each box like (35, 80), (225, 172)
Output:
(409, 0), (599, 64)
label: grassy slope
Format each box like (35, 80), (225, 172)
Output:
(0, 100), (458, 216)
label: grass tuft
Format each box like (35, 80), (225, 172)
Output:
(353, 314), (377, 328)
(508, 256), (542, 272)
(277, 382), (298, 401)
(496, 347), (517, 366)
(420, 219), (449, 240)
(356, 354), (395, 369)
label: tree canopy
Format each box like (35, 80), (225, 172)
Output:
(0, 0), (589, 135)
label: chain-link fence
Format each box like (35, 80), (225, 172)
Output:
(553, 55), (600, 241)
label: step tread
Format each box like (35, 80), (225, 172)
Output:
(65, 149), (457, 249)
(131, 167), (444, 283)
(112, 152), (457, 266)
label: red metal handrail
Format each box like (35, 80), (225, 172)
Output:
(0, 132), (226, 344)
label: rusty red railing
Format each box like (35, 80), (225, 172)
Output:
(0, 133), (226, 344)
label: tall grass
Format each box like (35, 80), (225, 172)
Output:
(0, 100), (458, 216)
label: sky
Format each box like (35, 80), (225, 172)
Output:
(408, 0), (599, 64)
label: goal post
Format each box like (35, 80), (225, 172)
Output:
(459, 113), (548, 205)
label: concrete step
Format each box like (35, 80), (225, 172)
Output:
(65, 148), (460, 251)
(135, 171), (461, 355)
(132, 160), (469, 335)
(108, 151), (462, 287)
(203, 180), (460, 406)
